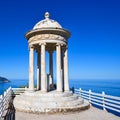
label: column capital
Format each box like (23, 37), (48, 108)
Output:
(63, 45), (68, 51)
(29, 45), (34, 48)
(39, 42), (46, 46)
(56, 43), (60, 46)
(56, 43), (63, 46)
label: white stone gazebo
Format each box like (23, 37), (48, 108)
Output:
(26, 12), (70, 93)
(14, 12), (89, 113)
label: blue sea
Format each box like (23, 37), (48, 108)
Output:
(70, 79), (120, 97)
(0, 79), (120, 97)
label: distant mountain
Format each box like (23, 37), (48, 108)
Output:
(0, 77), (10, 82)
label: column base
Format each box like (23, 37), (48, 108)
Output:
(56, 90), (63, 93)
(40, 90), (47, 93)
(27, 89), (35, 93)
(64, 90), (70, 92)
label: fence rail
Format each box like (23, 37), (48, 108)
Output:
(12, 88), (26, 96)
(0, 87), (13, 118)
(74, 88), (120, 113)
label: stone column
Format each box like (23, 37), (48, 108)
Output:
(29, 46), (34, 92)
(41, 43), (46, 92)
(56, 43), (62, 92)
(64, 47), (69, 91)
(49, 51), (53, 85)
(37, 50), (41, 90)
(61, 50), (64, 91)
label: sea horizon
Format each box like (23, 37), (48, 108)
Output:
(0, 78), (120, 97)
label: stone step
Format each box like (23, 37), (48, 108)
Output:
(14, 99), (84, 108)
(14, 95), (83, 108)
(25, 91), (73, 97)
(14, 100), (90, 113)
(33, 98), (83, 108)
(14, 92), (90, 113)
(17, 93), (78, 102)
(66, 98), (84, 107)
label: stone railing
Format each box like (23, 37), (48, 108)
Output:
(0, 87), (13, 118)
(74, 88), (120, 114)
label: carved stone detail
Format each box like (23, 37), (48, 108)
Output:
(29, 34), (65, 43)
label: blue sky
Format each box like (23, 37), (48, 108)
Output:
(0, 0), (120, 79)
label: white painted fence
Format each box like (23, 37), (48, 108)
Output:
(12, 88), (26, 95)
(74, 88), (120, 113)
(0, 87), (13, 118)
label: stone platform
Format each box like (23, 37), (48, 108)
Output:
(15, 106), (120, 120)
(13, 90), (90, 113)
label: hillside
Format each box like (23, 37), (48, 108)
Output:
(0, 76), (10, 82)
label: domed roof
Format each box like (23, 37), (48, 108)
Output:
(33, 12), (62, 30)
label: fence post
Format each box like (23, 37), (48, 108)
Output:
(102, 91), (106, 111)
(89, 90), (92, 106)
(25, 86), (27, 91)
(6, 89), (8, 93)
(71, 87), (74, 93)
(0, 95), (3, 99)
(79, 88), (82, 98)
(4, 91), (6, 97)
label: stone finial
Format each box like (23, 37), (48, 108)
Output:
(45, 12), (50, 19)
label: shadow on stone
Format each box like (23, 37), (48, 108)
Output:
(3, 100), (16, 120)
